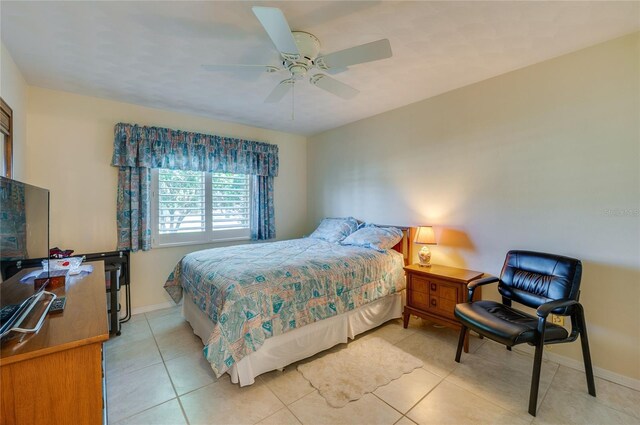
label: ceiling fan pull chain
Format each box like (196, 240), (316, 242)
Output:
(291, 82), (295, 121)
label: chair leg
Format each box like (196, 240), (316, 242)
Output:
(455, 325), (467, 363)
(528, 342), (544, 416)
(577, 308), (597, 397)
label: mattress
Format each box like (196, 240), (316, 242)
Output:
(164, 237), (406, 377)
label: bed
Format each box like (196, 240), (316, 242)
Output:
(164, 223), (413, 386)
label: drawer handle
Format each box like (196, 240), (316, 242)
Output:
(430, 283), (437, 291)
(431, 298), (437, 306)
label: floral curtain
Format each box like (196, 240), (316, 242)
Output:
(116, 167), (151, 251)
(251, 176), (276, 240)
(112, 123), (278, 176)
(112, 123), (279, 251)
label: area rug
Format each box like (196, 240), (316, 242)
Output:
(297, 337), (423, 407)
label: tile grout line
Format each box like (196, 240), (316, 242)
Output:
(450, 341), (563, 418)
(399, 367), (454, 420)
(531, 363), (560, 425)
(256, 405), (304, 425)
(106, 314), (187, 425)
(370, 392), (407, 418)
(256, 374), (306, 424)
(397, 325), (465, 416)
(271, 384), (315, 407)
(392, 415), (409, 425)
(443, 372), (529, 419)
(444, 377), (529, 419)
(109, 397), (182, 425)
(104, 314), (155, 424)
(147, 311), (192, 425)
(283, 405), (304, 425)
(545, 365), (640, 421)
(388, 321), (464, 419)
(171, 377), (219, 399)
(257, 376), (287, 420)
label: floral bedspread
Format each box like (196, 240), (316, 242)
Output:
(164, 237), (405, 377)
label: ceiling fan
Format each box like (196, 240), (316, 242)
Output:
(202, 6), (393, 103)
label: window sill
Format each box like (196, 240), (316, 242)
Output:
(152, 236), (251, 249)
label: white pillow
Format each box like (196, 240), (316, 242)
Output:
(308, 217), (359, 243)
(340, 224), (403, 252)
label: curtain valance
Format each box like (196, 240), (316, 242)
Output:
(111, 123), (279, 177)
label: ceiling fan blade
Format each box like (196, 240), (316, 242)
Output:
(252, 7), (300, 59)
(202, 64), (281, 73)
(265, 78), (294, 103)
(315, 39), (392, 70)
(309, 74), (359, 99)
(325, 66), (349, 75)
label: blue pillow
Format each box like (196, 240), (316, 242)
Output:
(308, 217), (359, 243)
(340, 224), (403, 252)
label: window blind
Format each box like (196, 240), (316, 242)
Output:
(157, 170), (205, 234)
(211, 173), (250, 230)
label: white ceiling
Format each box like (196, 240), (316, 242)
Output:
(2, 1), (639, 136)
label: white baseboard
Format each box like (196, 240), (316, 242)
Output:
(512, 345), (640, 391)
(131, 301), (177, 315)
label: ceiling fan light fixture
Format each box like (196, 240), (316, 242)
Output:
(289, 64), (307, 77)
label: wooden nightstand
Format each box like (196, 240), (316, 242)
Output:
(403, 263), (485, 352)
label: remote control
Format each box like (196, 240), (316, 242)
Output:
(49, 297), (66, 314)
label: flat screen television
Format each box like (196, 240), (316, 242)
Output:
(0, 176), (50, 272)
(0, 176), (50, 336)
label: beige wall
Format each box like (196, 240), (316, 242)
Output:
(0, 42), (28, 179)
(25, 87), (307, 309)
(308, 33), (640, 381)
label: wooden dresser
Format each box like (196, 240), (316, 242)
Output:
(403, 263), (484, 352)
(1, 262), (109, 425)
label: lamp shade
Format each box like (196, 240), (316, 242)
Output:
(414, 226), (436, 245)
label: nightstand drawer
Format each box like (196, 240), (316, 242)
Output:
(411, 291), (430, 310)
(438, 282), (459, 302)
(426, 280), (458, 300)
(410, 276), (429, 294)
(432, 297), (457, 318)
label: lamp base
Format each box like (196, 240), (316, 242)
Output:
(418, 246), (432, 267)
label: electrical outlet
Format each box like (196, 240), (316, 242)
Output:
(551, 314), (565, 326)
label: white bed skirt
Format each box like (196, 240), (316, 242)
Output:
(182, 291), (405, 386)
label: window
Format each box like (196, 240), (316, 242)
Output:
(1, 97), (13, 178)
(151, 169), (251, 247)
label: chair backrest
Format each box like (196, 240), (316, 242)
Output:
(498, 250), (582, 314)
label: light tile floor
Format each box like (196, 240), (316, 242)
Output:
(105, 307), (640, 425)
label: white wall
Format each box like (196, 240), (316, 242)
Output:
(25, 87), (307, 309)
(308, 33), (640, 381)
(0, 42), (28, 179)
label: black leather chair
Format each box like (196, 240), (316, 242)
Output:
(454, 250), (596, 416)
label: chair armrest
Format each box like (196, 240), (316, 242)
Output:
(536, 299), (579, 318)
(467, 276), (499, 302)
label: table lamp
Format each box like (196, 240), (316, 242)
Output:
(414, 226), (436, 267)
